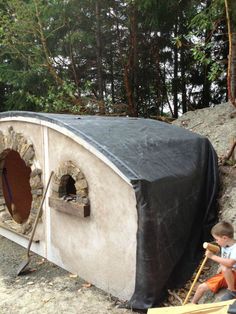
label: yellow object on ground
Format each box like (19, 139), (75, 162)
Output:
(148, 299), (235, 314)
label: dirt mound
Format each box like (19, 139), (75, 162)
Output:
(166, 102), (236, 306)
(173, 103), (236, 158)
(173, 102), (236, 222)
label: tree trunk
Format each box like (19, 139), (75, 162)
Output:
(131, 4), (138, 115)
(173, 23), (179, 119)
(109, 51), (115, 105)
(225, 0), (236, 107)
(230, 32), (236, 105)
(95, 0), (105, 114)
(202, 30), (211, 108)
(179, 10), (187, 114)
(180, 45), (187, 113)
(154, 35), (161, 116)
(123, 3), (138, 117)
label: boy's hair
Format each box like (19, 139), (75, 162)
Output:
(211, 221), (234, 238)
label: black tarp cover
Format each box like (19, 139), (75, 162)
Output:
(0, 112), (219, 310)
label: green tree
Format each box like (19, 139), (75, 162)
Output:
(0, 0), (232, 116)
(0, 0), (85, 112)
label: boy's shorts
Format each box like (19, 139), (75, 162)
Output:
(206, 271), (236, 293)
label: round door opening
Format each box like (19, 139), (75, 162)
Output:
(2, 150), (32, 224)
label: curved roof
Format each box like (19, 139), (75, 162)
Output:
(0, 111), (207, 183)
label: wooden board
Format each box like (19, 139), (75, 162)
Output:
(147, 300), (235, 314)
(49, 197), (90, 218)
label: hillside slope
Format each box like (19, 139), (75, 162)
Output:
(168, 102), (236, 305)
(173, 102), (236, 223)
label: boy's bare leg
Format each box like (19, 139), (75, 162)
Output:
(220, 268), (236, 301)
(222, 267), (236, 291)
(191, 283), (209, 304)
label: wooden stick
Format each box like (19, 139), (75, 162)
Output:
(182, 256), (208, 305)
(167, 289), (183, 305)
(182, 243), (219, 305)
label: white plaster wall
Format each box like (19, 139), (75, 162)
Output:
(47, 128), (138, 300)
(0, 118), (138, 300)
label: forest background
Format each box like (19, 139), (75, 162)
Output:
(0, 0), (235, 118)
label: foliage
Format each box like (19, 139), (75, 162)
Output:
(26, 81), (80, 113)
(189, 0), (226, 81)
(0, 0), (231, 116)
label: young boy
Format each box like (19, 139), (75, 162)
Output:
(192, 221), (236, 304)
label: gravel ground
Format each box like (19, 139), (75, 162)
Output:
(0, 235), (135, 314)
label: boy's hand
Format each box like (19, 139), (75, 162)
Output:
(217, 266), (222, 274)
(205, 249), (214, 258)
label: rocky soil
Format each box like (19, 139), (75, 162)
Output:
(173, 102), (236, 224)
(166, 102), (236, 306)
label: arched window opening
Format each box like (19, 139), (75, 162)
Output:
(59, 175), (76, 200)
(49, 162), (90, 217)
